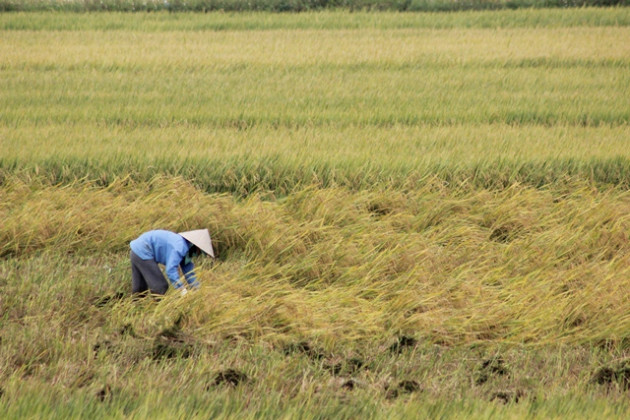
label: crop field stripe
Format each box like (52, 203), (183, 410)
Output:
(2, 27), (629, 130)
(2, 175), (630, 346)
(2, 9), (630, 31)
(2, 12), (630, 189)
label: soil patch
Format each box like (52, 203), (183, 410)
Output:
(342, 379), (357, 390)
(591, 362), (630, 390)
(93, 340), (113, 355)
(213, 369), (248, 387)
(489, 224), (520, 243)
(119, 323), (136, 337)
(283, 341), (326, 361)
(96, 384), (112, 402)
(151, 340), (192, 360)
(389, 336), (417, 354)
(385, 380), (421, 399)
(475, 356), (509, 385)
(490, 390), (523, 404)
(367, 202), (392, 217)
(325, 357), (366, 376)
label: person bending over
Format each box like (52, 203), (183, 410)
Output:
(129, 229), (214, 297)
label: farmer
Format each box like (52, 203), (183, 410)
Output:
(129, 229), (214, 297)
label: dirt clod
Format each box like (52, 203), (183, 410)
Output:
(342, 379), (356, 390)
(591, 362), (630, 390)
(367, 202), (391, 217)
(385, 380), (421, 399)
(213, 369), (248, 387)
(490, 224), (519, 243)
(347, 357), (365, 372)
(475, 356), (508, 385)
(152, 342), (177, 360)
(399, 380), (420, 393)
(93, 340), (112, 355)
(96, 384), (112, 402)
(151, 341), (191, 360)
(389, 336), (417, 354)
(119, 323), (135, 337)
(490, 390), (523, 404)
(284, 341), (325, 361)
(325, 357), (366, 376)
(325, 362), (342, 375)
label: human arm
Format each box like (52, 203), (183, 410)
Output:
(164, 252), (186, 291)
(180, 261), (200, 289)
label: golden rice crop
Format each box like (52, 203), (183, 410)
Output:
(2, 15), (629, 190)
(2, 176), (629, 349)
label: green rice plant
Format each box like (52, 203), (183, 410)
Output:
(3, 8), (630, 31)
(1, 0), (629, 12)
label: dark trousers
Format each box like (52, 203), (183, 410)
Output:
(130, 250), (169, 295)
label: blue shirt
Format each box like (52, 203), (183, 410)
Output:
(130, 230), (199, 290)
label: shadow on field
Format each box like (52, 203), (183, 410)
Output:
(92, 313), (197, 362)
(591, 361), (630, 390)
(92, 292), (126, 307)
(152, 314), (194, 360)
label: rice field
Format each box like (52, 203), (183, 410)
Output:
(1, 8), (629, 419)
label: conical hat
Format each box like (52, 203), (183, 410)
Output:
(179, 229), (215, 258)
